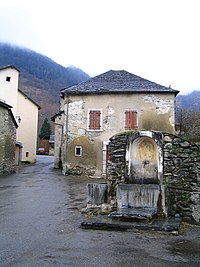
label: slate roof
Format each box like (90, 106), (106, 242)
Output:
(0, 101), (18, 128)
(0, 65), (20, 72)
(61, 70), (179, 96)
(0, 100), (12, 109)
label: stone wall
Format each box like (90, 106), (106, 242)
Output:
(0, 106), (17, 175)
(163, 133), (200, 222)
(107, 132), (129, 205)
(107, 131), (200, 223)
(107, 132), (128, 182)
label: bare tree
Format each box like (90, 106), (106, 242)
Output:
(176, 108), (200, 143)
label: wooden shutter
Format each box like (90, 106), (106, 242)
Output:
(89, 110), (101, 130)
(125, 111), (137, 129)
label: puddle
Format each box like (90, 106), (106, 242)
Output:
(0, 185), (19, 190)
(168, 239), (200, 264)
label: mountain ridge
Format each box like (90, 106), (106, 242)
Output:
(176, 90), (200, 111)
(0, 43), (90, 120)
(1, 42), (199, 121)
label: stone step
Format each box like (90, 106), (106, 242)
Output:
(109, 207), (157, 222)
(81, 216), (182, 234)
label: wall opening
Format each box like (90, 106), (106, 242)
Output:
(127, 136), (159, 184)
(102, 141), (110, 178)
(6, 76), (11, 82)
(75, 145), (82, 156)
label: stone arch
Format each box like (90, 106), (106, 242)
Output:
(126, 132), (163, 184)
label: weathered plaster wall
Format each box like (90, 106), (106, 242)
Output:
(16, 91), (39, 163)
(0, 67), (19, 116)
(53, 97), (65, 168)
(62, 92), (176, 177)
(107, 131), (200, 223)
(54, 119), (63, 169)
(141, 95), (175, 132)
(67, 136), (97, 176)
(0, 106), (16, 175)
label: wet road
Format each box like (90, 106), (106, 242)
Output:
(0, 156), (200, 267)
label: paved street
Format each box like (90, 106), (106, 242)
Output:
(0, 155), (200, 267)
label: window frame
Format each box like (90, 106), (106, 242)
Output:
(87, 109), (103, 131)
(75, 145), (82, 157)
(124, 109), (138, 130)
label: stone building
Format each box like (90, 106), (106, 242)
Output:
(53, 70), (179, 177)
(0, 101), (18, 175)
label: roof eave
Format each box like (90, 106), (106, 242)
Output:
(0, 65), (20, 72)
(18, 89), (41, 110)
(64, 89), (179, 96)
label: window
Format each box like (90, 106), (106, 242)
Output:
(88, 110), (102, 130)
(75, 146), (82, 156)
(6, 76), (11, 82)
(125, 110), (137, 129)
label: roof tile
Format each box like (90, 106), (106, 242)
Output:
(62, 70), (179, 95)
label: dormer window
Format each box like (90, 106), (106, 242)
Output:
(6, 76), (11, 82)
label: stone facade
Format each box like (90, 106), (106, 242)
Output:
(58, 92), (177, 177)
(107, 131), (200, 223)
(53, 70), (178, 177)
(0, 103), (17, 175)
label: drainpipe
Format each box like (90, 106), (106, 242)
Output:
(63, 95), (69, 175)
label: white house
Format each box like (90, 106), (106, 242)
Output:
(16, 89), (41, 162)
(0, 65), (41, 164)
(0, 65), (19, 115)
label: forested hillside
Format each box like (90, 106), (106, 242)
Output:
(176, 90), (200, 142)
(1, 42), (200, 140)
(0, 43), (90, 122)
(176, 90), (200, 111)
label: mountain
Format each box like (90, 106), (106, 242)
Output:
(1, 42), (199, 124)
(176, 90), (200, 111)
(0, 43), (90, 121)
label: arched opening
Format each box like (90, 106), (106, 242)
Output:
(128, 136), (159, 184)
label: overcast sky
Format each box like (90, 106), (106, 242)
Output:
(0, 0), (199, 94)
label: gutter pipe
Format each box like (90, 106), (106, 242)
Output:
(63, 95), (69, 175)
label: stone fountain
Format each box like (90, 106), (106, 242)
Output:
(82, 131), (200, 231)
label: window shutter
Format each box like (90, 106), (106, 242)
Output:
(125, 111), (130, 129)
(89, 111), (94, 129)
(130, 111), (137, 129)
(89, 110), (101, 130)
(125, 111), (137, 129)
(96, 111), (101, 129)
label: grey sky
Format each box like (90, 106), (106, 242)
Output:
(0, 0), (199, 94)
